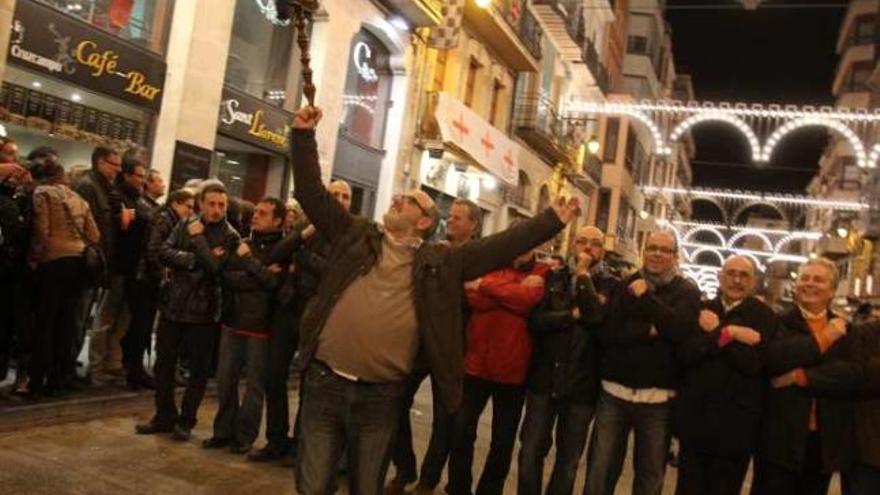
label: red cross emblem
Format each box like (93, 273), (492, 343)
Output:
(452, 112), (470, 141)
(480, 131), (495, 157)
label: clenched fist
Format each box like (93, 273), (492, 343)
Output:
(187, 220), (205, 236)
(629, 279), (648, 298)
(699, 309), (720, 332)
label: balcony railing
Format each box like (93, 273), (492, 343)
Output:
(583, 37), (610, 94)
(516, 3), (544, 61)
(514, 94), (569, 165)
(534, 0), (585, 45)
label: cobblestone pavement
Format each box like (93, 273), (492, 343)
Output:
(0, 380), (842, 494)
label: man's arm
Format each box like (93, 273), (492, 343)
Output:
(159, 221), (197, 270)
(290, 127), (352, 243)
(633, 283), (701, 343)
(457, 208), (564, 281)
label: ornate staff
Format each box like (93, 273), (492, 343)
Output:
(275, 0), (320, 106)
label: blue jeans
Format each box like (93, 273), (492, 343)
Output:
(212, 327), (269, 445)
(583, 391), (671, 495)
(518, 392), (594, 495)
(843, 463), (880, 495)
(296, 362), (406, 495)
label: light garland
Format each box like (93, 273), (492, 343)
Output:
(868, 144), (880, 169)
(643, 185), (870, 210)
(668, 220), (823, 238)
(680, 263), (721, 298)
(682, 241), (809, 264)
(669, 112), (761, 161)
(760, 117), (868, 167)
(682, 225), (726, 246)
(727, 230), (774, 251)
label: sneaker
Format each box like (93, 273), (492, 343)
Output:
(247, 442), (289, 462)
(171, 424), (191, 441)
(135, 421), (175, 435)
(202, 437), (233, 449)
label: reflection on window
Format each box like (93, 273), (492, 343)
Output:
(225, 0), (293, 107)
(38, 0), (174, 54)
(339, 29), (393, 150)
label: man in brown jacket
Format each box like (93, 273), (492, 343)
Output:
(289, 106), (580, 495)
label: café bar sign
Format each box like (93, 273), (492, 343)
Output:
(8, 0), (166, 111)
(218, 87), (291, 154)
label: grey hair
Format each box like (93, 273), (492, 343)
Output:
(798, 257), (840, 288)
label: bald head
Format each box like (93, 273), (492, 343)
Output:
(719, 255), (757, 303)
(574, 225), (606, 267)
(329, 180), (352, 212)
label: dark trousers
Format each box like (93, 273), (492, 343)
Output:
(0, 264), (31, 380)
(153, 318), (217, 428)
(583, 391), (672, 495)
(675, 450), (750, 495)
(296, 362), (405, 495)
(121, 277), (158, 375)
(263, 307), (300, 446)
(28, 257), (85, 392)
(447, 375), (526, 495)
(391, 370), (455, 488)
(213, 327), (269, 445)
(751, 434), (831, 495)
(843, 463), (880, 495)
(518, 392), (594, 495)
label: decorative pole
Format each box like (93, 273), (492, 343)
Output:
(275, 0), (321, 106)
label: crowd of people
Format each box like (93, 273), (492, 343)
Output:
(2, 103), (880, 495)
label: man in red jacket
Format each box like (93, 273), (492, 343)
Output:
(446, 247), (549, 495)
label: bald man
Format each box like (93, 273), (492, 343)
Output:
(518, 226), (621, 495)
(674, 256), (779, 495)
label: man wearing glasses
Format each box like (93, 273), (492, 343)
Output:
(518, 226), (621, 495)
(584, 230), (701, 495)
(288, 106), (580, 495)
(674, 255), (778, 495)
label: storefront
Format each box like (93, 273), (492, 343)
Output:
(212, 86), (291, 202)
(0, 0), (168, 163)
(331, 27), (395, 217)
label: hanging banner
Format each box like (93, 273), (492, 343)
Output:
(7, 0), (166, 111)
(434, 91), (518, 186)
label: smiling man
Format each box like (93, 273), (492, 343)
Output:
(674, 255), (779, 495)
(288, 105), (579, 495)
(753, 258), (863, 495)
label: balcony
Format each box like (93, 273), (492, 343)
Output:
(504, 183), (532, 210)
(514, 94), (570, 166)
(378, 0), (444, 26)
(464, 0), (542, 72)
(532, 0), (585, 61)
(583, 37), (611, 94)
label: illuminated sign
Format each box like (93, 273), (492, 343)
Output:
(218, 87), (292, 154)
(353, 41), (379, 83)
(7, 0), (166, 111)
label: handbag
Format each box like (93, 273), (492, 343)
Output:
(59, 195), (106, 284)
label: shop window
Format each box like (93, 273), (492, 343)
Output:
(225, 0), (295, 107)
(38, 0), (174, 54)
(464, 58), (481, 109)
(339, 28), (393, 150)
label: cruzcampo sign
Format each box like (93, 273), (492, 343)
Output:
(8, 0), (166, 111)
(218, 86), (292, 154)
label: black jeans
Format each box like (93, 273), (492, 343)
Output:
(751, 434), (832, 495)
(0, 263), (31, 380)
(675, 450), (750, 495)
(583, 391), (672, 495)
(447, 375), (526, 495)
(843, 463), (880, 495)
(28, 257), (86, 392)
(121, 276), (158, 375)
(213, 327), (269, 445)
(152, 318), (217, 428)
(391, 370), (455, 488)
(263, 306), (300, 447)
(518, 392), (594, 495)
(296, 362), (405, 495)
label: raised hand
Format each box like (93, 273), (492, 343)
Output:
(551, 196), (581, 225)
(293, 106), (323, 130)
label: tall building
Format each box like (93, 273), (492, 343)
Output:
(591, 0), (694, 266)
(806, 0), (878, 302)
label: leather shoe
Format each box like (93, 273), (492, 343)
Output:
(247, 442), (288, 462)
(229, 440), (252, 454)
(171, 424), (191, 441)
(202, 437), (233, 449)
(135, 421), (174, 435)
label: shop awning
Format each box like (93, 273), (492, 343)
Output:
(434, 92), (519, 186)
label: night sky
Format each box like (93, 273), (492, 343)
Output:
(664, 0), (848, 197)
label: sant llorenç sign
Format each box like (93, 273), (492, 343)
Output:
(7, 0), (165, 111)
(218, 87), (292, 154)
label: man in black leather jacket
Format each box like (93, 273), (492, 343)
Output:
(518, 226), (620, 495)
(203, 197), (286, 455)
(136, 183), (240, 441)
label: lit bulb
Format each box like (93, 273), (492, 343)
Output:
(587, 138), (601, 155)
(639, 210), (650, 220)
(476, 0), (491, 7)
(837, 227), (848, 238)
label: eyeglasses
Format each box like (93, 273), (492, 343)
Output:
(575, 238), (604, 248)
(645, 245), (676, 255)
(394, 193), (430, 217)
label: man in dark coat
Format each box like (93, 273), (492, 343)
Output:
(845, 320), (880, 494)
(135, 183), (240, 441)
(674, 255), (778, 495)
(752, 257), (863, 495)
(289, 106), (579, 495)
(517, 226), (619, 495)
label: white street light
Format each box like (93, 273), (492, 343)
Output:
(586, 137), (601, 155)
(837, 227), (848, 238)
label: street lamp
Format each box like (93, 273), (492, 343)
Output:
(837, 227), (848, 238)
(586, 136), (601, 155)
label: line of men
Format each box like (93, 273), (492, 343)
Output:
(279, 107), (880, 495)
